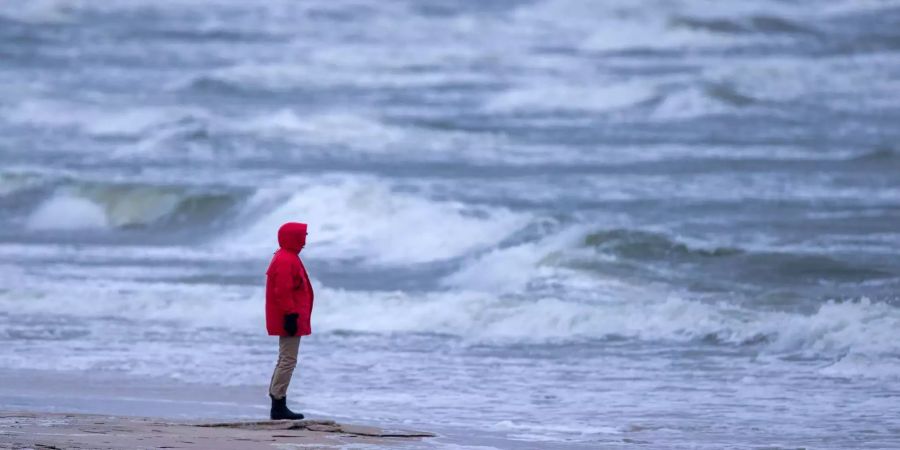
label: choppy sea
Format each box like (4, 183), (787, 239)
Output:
(1, 1), (899, 448)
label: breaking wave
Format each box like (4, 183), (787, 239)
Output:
(320, 291), (900, 380)
(0, 172), (43, 197)
(444, 225), (896, 300)
(25, 184), (240, 230)
(224, 177), (529, 265)
(3, 275), (898, 378)
(316, 290), (900, 360)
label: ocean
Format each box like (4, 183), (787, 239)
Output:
(1, 0), (899, 448)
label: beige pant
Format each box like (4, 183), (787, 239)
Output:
(268, 336), (301, 399)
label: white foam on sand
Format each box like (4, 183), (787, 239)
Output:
(225, 176), (528, 265)
(493, 419), (622, 438)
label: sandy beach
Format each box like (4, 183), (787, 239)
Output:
(2, 1), (899, 448)
(0, 369), (438, 449)
(0, 411), (434, 449)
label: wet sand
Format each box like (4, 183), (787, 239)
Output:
(0, 368), (439, 449)
(0, 411), (434, 449)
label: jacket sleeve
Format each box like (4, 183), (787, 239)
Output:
(298, 259), (314, 312)
(269, 258), (299, 315)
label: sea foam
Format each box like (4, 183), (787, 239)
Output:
(225, 177), (528, 265)
(27, 193), (109, 230)
(4, 271), (898, 374)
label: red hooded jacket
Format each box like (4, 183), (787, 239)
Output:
(265, 222), (314, 336)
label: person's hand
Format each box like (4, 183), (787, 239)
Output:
(284, 313), (299, 336)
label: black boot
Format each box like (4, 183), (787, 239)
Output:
(270, 394), (305, 420)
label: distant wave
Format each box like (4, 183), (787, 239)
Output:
(2, 99), (210, 142)
(11, 173), (895, 287)
(671, 15), (814, 35)
(483, 80), (655, 114)
(25, 184), (240, 231)
(851, 146), (898, 162)
(445, 225), (895, 298)
(177, 62), (496, 97)
(583, 229), (743, 259)
(0, 172), (43, 197)
(581, 228), (889, 282)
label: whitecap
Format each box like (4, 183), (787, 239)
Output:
(27, 193), (108, 230)
(225, 176), (528, 265)
(484, 80), (654, 114)
(3, 99), (196, 138)
(25, 184), (227, 230)
(233, 109), (406, 151)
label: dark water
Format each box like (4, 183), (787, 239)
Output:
(1, 1), (899, 448)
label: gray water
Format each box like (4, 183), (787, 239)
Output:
(1, 1), (899, 448)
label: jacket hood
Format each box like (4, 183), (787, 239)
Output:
(277, 222), (307, 254)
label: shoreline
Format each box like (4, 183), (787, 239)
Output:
(0, 368), (441, 447)
(0, 367), (274, 421)
(0, 368), (517, 449)
(0, 410), (435, 449)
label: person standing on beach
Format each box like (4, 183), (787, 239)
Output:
(265, 222), (314, 420)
